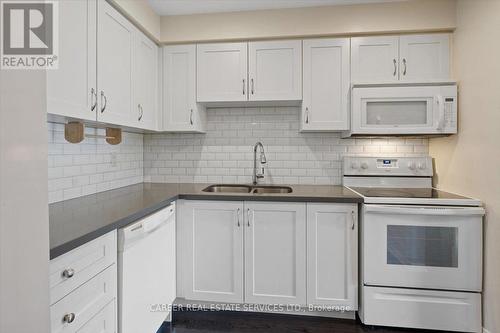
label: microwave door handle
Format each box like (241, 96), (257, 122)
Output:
(436, 95), (445, 131)
(364, 205), (485, 216)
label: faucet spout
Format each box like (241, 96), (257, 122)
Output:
(253, 142), (267, 185)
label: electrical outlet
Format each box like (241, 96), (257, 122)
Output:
(110, 152), (117, 167)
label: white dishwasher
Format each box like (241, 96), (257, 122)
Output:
(118, 202), (176, 333)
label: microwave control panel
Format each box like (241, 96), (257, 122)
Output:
(444, 97), (457, 130)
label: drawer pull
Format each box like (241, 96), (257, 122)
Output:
(62, 268), (75, 279)
(62, 312), (76, 324)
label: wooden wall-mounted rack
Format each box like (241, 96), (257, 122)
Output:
(64, 122), (122, 145)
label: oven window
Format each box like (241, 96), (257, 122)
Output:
(387, 225), (458, 267)
(366, 101), (428, 125)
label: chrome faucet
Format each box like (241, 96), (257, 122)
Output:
(253, 142), (267, 185)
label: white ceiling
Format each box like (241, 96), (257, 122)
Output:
(148, 0), (406, 16)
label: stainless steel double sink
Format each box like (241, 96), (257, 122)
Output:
(202, 184), (293, 194)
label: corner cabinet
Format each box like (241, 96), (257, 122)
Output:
(162, 45), (206, 132)
(47, 0), (159, 131)
(307, 203), (358, 310)
(197, 41), (302, 103)
(244, 201), (306, 305)
(132, 28), (159, 131)
(177, 200), (357, 310)
(301, 38), (350, 132)
(351, 34), (450, 83)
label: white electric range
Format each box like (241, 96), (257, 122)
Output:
(343, 156), (484, 333)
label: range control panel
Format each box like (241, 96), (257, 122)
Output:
(343, 156), (433, 177)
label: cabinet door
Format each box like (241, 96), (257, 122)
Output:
(197, 43), (248, 102)
(301, 38), (350, 131)
(248, 40), (302, 101)
(76, 300), (116, 333)
(47, 0), (96, 121)
(307, 204), (357, 310)
(244, 202), (306, 305)
(399, 34), (450, 82)
(179, 201), (244, 303)
(163, 45), (206, 132)
(133, 29), (158, 130)
(351, 36), (399, 83)
(97, 0), (134, 126)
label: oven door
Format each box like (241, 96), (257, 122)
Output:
(351, 85), (457, 135)
(362, 204), (483, 292)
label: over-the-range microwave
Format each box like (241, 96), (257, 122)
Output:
(344, 83), (457, 137)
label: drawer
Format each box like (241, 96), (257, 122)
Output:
(361, 286), (481, 332)
(50, 231), (117, 304)
(50, 264), (117, 333)
(76, 300), (116, 333)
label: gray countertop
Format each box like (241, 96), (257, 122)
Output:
(49, 182), (363, 259)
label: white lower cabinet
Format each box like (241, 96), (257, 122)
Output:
(244, 201), (306, 305)
(178, 200), (244, 303)
(50, 231), (117, 333)
(178, 200), (357, 310)
(307, 203), (358, 310)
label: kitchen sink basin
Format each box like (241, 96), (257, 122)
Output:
(252, 186), (293, 194)
(202, 184), (252, 193)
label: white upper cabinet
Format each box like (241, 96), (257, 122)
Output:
(132, 28), (158, 130)
(244, 202), (306, 305)
(399, 34), (450, 82)
(248, 40), (302, 101)
(351, 34), (450, 83)
(47, 0), (97, 122)
(301, 38), (350, 132)
(307, 203), (358, 310)
(97, 0), (134, 127)
(163, 45), (206, 132)
(197, 43), (248, 102)
(351, 36), (400, 83)
(179, 200), (244, 303)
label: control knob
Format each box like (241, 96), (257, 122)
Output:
(361, 162), (369, 170)
(418, 163), (427, 170)
(350, 162), (359, 170)
(408, 162), (417, 170)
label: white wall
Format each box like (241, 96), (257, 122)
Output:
(144, 107), (428, 184)
(48, 123), (144, 203)
(111, 0), (161, 41)
(0, 71), (50, 332)
(429, 1), (500, 332)
(160, 0), (456, 43)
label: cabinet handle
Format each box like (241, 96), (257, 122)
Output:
(402, 58), (407, 76)
(100, 91), (107, 113)
(393, 59), (397, 77)
(242, 79), (245, 95)
(251, 78), (254, 95)
(247, 208), (251, 227)
(305, 107), (309, 124)
(90, 88), (97, 111)
(351, 211), (356, 230)
(62, 268), (75, 278)
(138, 104), (143, 121)
(62, 313), (76, 324)
(237, 208), (240, 227)
(190, 109), (193, 125)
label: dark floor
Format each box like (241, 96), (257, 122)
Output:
(158, 310), (452, 333)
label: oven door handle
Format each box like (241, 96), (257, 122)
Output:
(364, 205), (485, 216)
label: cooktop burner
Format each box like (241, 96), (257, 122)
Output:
(350, 187), (470, 200)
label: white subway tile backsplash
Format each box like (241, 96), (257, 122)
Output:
(47, 123), (143, 203)
(144, 107), (429, 185)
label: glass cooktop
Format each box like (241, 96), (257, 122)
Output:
(350, 187), (470, 200)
